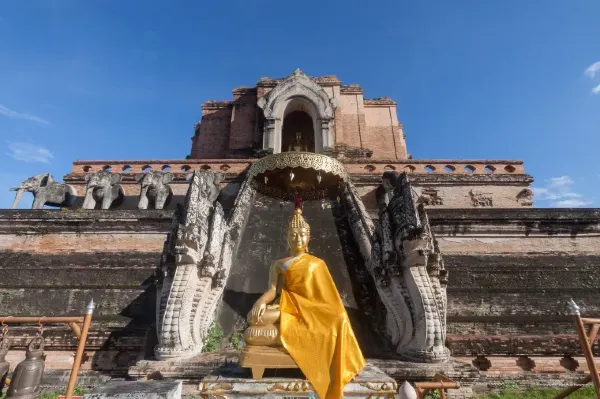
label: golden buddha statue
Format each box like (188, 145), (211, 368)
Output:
(240, 195), (365, 399)
(287, 132), (308, 152)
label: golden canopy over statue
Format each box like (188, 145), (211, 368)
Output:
(241, 194), (365, 399)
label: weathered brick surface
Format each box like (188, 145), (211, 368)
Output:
(362, 105), (403, 160)
(192, 107), (232, 158)
(189, 73), (409, 160)
(428, 209), (600, 356)
(337, 94), (364, 149)
(228, 91), (257, 150)
(0, 210), (171, 363)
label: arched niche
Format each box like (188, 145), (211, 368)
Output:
(258, 69), (338, 154)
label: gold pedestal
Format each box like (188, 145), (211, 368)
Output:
(239, 345), (298, 379)
(240, 305), (298, 379)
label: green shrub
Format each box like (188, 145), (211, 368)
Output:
(230, 331), (244, 351)
(202, 322), (224, 352)
(477, 385), (597, 398)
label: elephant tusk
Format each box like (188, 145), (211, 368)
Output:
(11, 188), (24, 209)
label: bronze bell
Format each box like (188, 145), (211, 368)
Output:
(6, 336), (45, 399)
(0, 333), (10, 391)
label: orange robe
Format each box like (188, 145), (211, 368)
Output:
(279, 253), (366, 399)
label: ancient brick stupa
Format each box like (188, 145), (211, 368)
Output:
(2, 69), (598, 397)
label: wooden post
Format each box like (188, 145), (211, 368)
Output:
(574, 314), (600, 398)
(553, 299), (600, 399)
(65, 299), (95, 399)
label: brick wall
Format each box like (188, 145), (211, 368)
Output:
(228, 91), (258, 151)
(337, 94), (365, 149)
(0, 210), (173, 372)
(428, 208), (600, 356)
(191, 107), (232, 158)
(363, 105), (402, 160)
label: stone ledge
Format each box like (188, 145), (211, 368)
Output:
(350, 173), (534, 185)
(0, 209), (174, 233)
(447, 335), (600, 357)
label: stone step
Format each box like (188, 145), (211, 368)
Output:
(0, 287), (155, 318)
(0, 268), (155, 288)
(447, 291), (600, 317)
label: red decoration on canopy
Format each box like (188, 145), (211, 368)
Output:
(294, 192), (303, 210)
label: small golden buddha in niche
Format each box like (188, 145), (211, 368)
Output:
(287, 131), (308, 152)
(243, 195), (365, 399)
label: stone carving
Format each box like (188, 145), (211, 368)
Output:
(469, 190), (493, 207)
(9, 173), (76, 209)
(516, 188), (534, 206)
(417, 188), (443, 206)
(135, 171), (174, 210)
(154, 169), (255, 359)
(323, 144), (374, 159)
(257, 68), (338, 153)
(82, 171), (124, 210)
(341, 172), (450, 362)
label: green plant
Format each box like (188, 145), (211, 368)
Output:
(424, 389), (441, 398)
(202, 322), (224, 352)
(477, 385), (597, 399)
(498, 380), (520, 391)
(72, 385), (87, 395)
(230, 331), (244, 351)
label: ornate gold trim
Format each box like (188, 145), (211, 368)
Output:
(359, 381), (398, 392)
(268, 381), (312, 392)
(247, 152), (350, 182)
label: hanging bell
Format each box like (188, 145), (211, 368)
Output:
(289, 171), (295, 181)
(0, 332), (10, 391)
(316, 172), (322, 184)
(6, 336), (45, 399)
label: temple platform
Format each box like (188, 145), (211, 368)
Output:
(198, 363), (397, 398)
(128, 352), (479, 398)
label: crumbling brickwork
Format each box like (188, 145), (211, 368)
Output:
(0, 210), (173, 373)
(189, 71), (409, 160)
(428, 208), (600, 357)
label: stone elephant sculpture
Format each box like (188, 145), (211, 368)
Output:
(135, 171), (174, 210)
(9, 173), (76, 209)
(82, 171), (124, 210)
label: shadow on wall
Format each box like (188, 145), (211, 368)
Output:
(90, 274), (158, 373)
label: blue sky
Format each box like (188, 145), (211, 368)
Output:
(1, 0), (599, 209)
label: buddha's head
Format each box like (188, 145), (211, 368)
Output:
(287, 208), (310, 254)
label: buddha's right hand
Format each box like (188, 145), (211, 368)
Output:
(249, 302), (266, 325)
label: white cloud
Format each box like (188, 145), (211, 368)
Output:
(532, 175), (591, 207)
(554, 199), (591, 207)
(585, 61), (600, 78)
(0, 104), (49, 125)
(593, 84), (600, 95)
(6, 142), (54, 163)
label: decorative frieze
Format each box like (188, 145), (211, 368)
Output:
(469, 190), (493, 207)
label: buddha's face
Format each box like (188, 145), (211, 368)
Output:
(288, 227), (310, 253)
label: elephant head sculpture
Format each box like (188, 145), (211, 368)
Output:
(83, 171), (124, 210)
(135, 171), (173, 210)
(9, 173), (76, 209)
